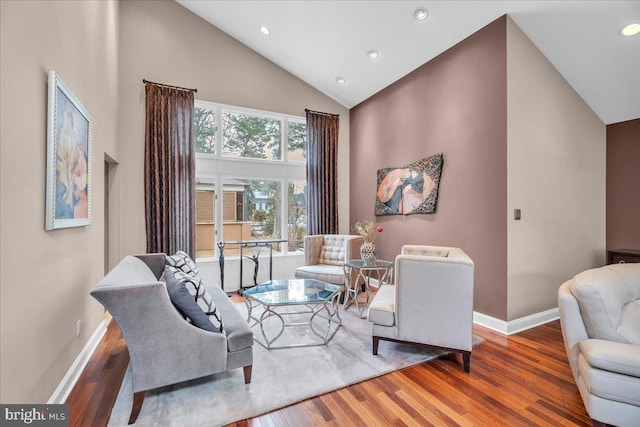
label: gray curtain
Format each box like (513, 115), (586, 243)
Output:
(144, 82), (196, 257)
(306, 109), (339, 235)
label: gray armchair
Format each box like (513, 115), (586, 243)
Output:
(90, 254), (253, 424)
(294, 234), (364, 286)
(367, 245), (474, 372)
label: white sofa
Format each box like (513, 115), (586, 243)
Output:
(368, 245), (474, 372)
(294, 234), (363, 285)
(558, 263), (640, 427)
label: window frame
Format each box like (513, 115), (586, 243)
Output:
(194, 100), (307, 260)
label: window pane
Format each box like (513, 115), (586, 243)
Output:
(194, 107), (216, 154)
(222, 112), (282, 160)
(287, 120), (306, 161)
(195, 185), (216, 259)
(288, 181), (307, 252)
(246, 180), (282, 243)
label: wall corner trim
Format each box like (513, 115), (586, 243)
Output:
(48, 320), (107, 404)
(473, 308), (559, 335)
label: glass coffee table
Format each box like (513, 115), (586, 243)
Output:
(242, 279), (343, 349)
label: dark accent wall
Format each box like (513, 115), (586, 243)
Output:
(350, 17), (507, 319)
(606, 118), (640, 250)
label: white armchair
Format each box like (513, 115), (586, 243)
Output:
(558, 263), (640, 427)
(294, 234), (364, 286)
(367, 245), (474, 372)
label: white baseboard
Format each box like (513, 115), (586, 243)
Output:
(48, 320), (107, 404)
(473, 307), (559, 335)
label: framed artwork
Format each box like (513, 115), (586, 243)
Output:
(45, 70), (93, 230)
(375, 153), (443, 216)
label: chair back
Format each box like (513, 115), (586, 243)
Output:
(395, 245), (474, 351)
(304, 234), (363, 266)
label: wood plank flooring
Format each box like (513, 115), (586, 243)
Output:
(66, 298), (592, 426)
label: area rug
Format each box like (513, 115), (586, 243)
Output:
(108, 304), (480, 426)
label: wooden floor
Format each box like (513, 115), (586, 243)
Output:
(66, 301), (592, 427)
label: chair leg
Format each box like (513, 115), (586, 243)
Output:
(462, 351), (471, 373)
(373, 336), (380, 355)
(243, 365), (252, 385)
(128, 391), (144, 424)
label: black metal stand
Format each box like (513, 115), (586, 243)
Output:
(217, 239), (286, 295)
(217, 241), (228, 295)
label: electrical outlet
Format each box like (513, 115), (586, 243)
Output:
(76, 320), (82, 338)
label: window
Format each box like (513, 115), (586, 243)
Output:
(288, 181), (307, 251)
(194, 106), (216, 155)
(194, 101), (307, 259)
(223, 112), (281, 160)
(287, 120), (306, 161)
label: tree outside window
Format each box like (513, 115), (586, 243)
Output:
(194, 107), (216, 154)
(288, 181), (307, 251)
(223, 112), (281, 160)
(287, 120), (306, 161)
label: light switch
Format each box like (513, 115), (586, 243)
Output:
(514, 209), (521, 220)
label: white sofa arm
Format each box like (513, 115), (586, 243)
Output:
(580, 339), (640, 378)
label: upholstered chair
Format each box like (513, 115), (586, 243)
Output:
(91, 254), (253, 424)
(367, 245), (474, 372)
(558, 263), (640, 427)
(294, 234), (364, 286)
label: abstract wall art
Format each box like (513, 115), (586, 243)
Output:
(375, 153), (443, 216)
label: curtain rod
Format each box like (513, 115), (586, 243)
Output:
(305, 108), (339, 118)
(143, 79), (197, 93)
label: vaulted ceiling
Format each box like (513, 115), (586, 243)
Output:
(177, 1), (640, 125)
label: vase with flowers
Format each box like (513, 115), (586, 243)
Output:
(353, 219), (384, 263)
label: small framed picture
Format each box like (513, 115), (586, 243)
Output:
(45, 70), (93, 230)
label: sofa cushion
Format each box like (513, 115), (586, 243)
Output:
(571, 264), (640, 344)
(164, 266), (224, 333)
(295, 264), (345, 285)
(580, 339), (640, 378)
(368, 284), (395, 326)
(166, 250), (202, 281)
(207, 284), (253, 352)
(318, 235), (347, 266)
(578, 353), (640, 406)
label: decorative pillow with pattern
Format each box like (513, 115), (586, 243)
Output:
(164, 265), (225, 334)
(166, 250), (202, 281)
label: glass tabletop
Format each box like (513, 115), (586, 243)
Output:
(243, 279), (342, 305)
(344, 259), (393, 270)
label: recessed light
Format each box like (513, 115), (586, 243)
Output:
(336, 77), (346, 85)
(259, 25), (271, 35)
(413, 7), (428, 21)
(367, 50), (379, 60)
(621, 23), (640, 36)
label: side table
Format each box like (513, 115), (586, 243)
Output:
(343, 259), (393, 318)
(607, 249), (640, 265)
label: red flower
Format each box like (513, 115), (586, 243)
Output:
(377, 226), (384, 233)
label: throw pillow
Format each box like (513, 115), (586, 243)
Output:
(163, 266), (224, 333)
(166, 250), (202, 281)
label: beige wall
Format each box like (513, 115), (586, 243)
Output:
(606, 119), (640, 250)
(118, 0), (351, 257)
(0, 0), (119, 403)
(350, 17), (508, 319)
(506, 17), (606, 320)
